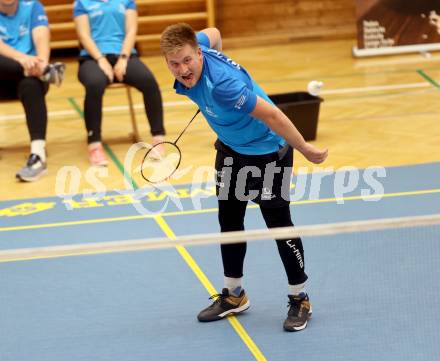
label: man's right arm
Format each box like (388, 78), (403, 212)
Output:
(213, 77), (328, 165)
(250, 96), (328, 164)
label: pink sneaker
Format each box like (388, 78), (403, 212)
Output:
(88, 142), (108, 166)
(148, 136), (166, 160)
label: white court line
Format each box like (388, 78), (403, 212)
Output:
(354, 55), (440, 68)
(0, 100), (194, 122)
(319, 82), (429, 95)
(0, 82), (430, 122)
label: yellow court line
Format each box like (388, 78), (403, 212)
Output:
(1, 188), (440, 232)
(291, 188), (440, 205)
(154, 215), (267, 361)
(0, 214), (151, 232)
(0, 248), (130, 263)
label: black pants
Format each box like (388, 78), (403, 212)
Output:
(0, 55), (48, 141)
(78, 55), (165, 143)
(215, 141), (308, 285)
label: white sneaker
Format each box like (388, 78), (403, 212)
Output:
(16, 153), (47, 182)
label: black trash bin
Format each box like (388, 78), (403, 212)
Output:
(269, 92), (323, 141)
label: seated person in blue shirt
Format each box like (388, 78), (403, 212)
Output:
(74, 0), (166, 166)
(160, 24), (328, 332)
(0, 0), (65, 182)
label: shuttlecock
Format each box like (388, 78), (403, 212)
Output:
(307, 81), (323, 96)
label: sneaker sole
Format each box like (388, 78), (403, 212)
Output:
(198, 300), (250, 322)
(284, 309), (312, 332)
(218, 300), (250, 319)
(16, 168), (48, 182)
(89, 158), (109, 167)
(90, 162), (109, 167)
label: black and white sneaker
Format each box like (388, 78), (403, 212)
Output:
(16, 153), (47, 182)
(283, 293), (312, 332)
(197, 288), (250, 322)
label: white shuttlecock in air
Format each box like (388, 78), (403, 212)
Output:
(307, 81), (323, 96)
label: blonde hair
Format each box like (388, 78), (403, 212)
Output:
(160, 23), (198, 55)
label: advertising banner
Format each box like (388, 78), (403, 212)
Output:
(353, 0), (440, 57)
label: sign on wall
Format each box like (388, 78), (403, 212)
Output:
(353, 0), (440, 57)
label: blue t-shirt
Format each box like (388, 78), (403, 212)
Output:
(0, 0), (48, 55)
(174, 33), (285, 155)
(73, 0), (136, 56)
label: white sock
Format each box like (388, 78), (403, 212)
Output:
(88, 141), (102, 148)
(31, 140), (46, 162)
(288, 282), (306, 296)
(224, 276), (243, 296)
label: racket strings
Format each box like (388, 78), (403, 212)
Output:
(141, 142), (182, 183)
(140, 109), (200, 184)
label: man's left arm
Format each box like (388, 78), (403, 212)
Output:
(199, 27), (222, 51)
(250, 96), (328, 164)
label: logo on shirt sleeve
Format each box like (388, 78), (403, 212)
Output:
(38, 15), (48, 22)
(234, 94), (247, 110)
(87, 4), (101, 10)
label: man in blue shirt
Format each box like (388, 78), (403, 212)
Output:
(0, 0), (64, 181)
(160, 23), (328, 331)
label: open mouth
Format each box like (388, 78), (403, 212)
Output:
(181, 73), (193, 82)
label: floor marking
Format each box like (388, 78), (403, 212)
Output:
(0, 82), (433, 122)
(417, 69), (440, 89)
(320, 82), (429, 95)
(155, 215), (267, 361)
(1, 188), (440, 232)
(0, 100), (194, 122)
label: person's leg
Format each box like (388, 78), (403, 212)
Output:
(78, 58), (109, 144)
(0, 80), (18, 100)
(219, 198), (248, 286)
(123, 56), (165, 138)
(197, 198), (250, 322)
(0, 54), (25, 82)
(197, 151), (250, 322)
(0, 55), (49, 181)
(15, 77), (49, 181)
(0, 55), (25, 103)
(259, 205), (307, 286)
(78, 58), (109, 166)
(259, 205), (311, 332)
(17, 77), (49, 143)
(257, 144), (312, 331)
